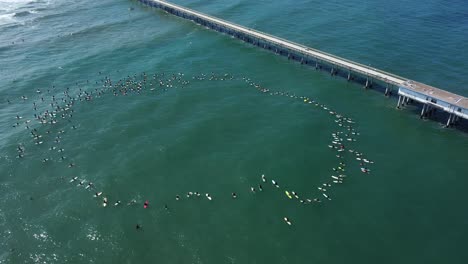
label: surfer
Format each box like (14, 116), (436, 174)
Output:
(271, 180), (279, 188)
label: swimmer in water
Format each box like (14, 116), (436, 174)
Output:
(103, 197), (108, 207)
(136, 224), (141, 230)
(232, 192), (237, 199)
(70, 176), (78, 182)
(205, 193), (212, 200)
(85, 182), (93, 189)
(176, 195), (180, 201)
(250, 187), (256, 193)
(144, 200), (149, 209)
(114, 200), (121, 206)
(261, 174), (266, 182)
(258, 184), (263, 191)
(283, 217), (292, 226)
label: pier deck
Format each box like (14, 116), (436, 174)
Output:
(138, 0), (468, 126)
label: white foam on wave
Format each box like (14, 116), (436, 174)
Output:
(0, 13), (15, 25)
(85, 225), (101, 241)
(0, 0), (50, 26)
(0, 0), (36, 12)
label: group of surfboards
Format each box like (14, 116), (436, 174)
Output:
(10, 70), (374, 227)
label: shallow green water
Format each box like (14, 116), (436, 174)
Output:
(1, 0), (468, 263)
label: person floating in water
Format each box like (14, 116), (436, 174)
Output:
(144, 200), (149, 208)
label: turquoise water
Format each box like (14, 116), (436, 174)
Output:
(1, 0), (468, 263)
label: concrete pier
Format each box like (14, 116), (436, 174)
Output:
(138, 0), (468, 127)
(398, 81), (468, 127)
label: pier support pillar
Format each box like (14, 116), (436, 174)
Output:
(315, 62), (319, 70)
(347, 72), (351, 81)
(426, 105), (432, 117)
(420, 104), (427, 118)
(384, 84), (391, 96)
(397, 95), (402, 109)
(446, 114), (453, 127)
(452, 115), (459, 125)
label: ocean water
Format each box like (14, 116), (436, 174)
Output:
(1, 0), (468, 263)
